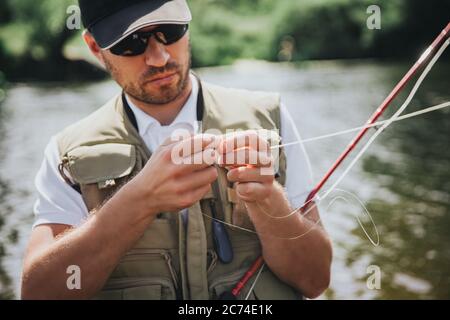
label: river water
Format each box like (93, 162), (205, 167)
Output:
(0, 59), (448, 299)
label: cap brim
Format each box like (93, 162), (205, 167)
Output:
(90, 0), (192, 49)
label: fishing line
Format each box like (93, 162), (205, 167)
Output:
(324, 188), (380, 246)
(202, 201), (321, 240)
(201, 38), (450, 241)
(259, 37), (450, 222)
(318, 38), (449, 203)
(273, 101), (450, 147)
(203, 188), (377, 243)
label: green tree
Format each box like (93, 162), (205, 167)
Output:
(0, 0), (104, 81)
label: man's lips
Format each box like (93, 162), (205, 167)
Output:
(145, 72), (177, 85)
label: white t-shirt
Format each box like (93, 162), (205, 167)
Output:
(33, 76), (313, 227)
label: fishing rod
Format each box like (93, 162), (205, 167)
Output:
(220, 22), (450, 300)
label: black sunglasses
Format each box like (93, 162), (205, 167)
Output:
(109, 24), (189, 57)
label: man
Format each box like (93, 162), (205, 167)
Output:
(21, 0), (332, 300)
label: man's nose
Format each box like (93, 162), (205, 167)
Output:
(144, 37), (170, 67)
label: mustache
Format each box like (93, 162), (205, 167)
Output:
(140, 62), (180, 82)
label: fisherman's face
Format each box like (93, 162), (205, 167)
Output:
(91, 25), (191, 105)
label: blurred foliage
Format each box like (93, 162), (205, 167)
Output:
(0, 0), (104, 81)
(0, 0), (72, 60)
(0, 0), (449, 80)
(189, 0), (449, 65)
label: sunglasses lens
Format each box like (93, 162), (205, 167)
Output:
(110, 35), (147, 56)
(155, 24), (189, 45)
(110, 24), (188, 56)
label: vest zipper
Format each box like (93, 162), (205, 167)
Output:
(207, 250), (218, 275)
(161, 252), (179, 291)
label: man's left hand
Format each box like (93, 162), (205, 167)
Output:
(217, 130), (276, 203)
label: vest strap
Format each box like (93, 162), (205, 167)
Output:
(227, 187), (239, 204)
(185, 202), (209, 299)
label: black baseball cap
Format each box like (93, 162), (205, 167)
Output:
(79, 0), (192, 49)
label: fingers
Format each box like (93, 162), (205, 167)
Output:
(227, 166), (275, 183)
(168, 134), (220, 172)
(170, 134), (218, 159)
(218, 147), (272, 168)
(235, 182), (272, 203)
(173, 148), (218, 173)
(216, 131), (275, 171)
(165, 132), (274, 171)
(175, 166), (218, 192)
(218, 130), (269, 155)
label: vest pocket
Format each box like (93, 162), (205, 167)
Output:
(102, 248), (180, 300)
(251, 269), (303, 300)
(65, 143), (137, 185)
(209, 266), (302, 300)
(121, 249), (178, 284)
(96, 277), (176, 300)
(62, 143), (139, 212)
(209, 268), (247, 300)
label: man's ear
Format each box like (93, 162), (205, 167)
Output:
(82, 30), (106, 66)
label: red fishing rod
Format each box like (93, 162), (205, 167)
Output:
(220, 22), (450, 300)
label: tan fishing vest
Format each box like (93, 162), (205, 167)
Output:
(56, 79), (302, 300)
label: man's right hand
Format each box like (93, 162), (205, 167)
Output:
(21, 134), (220, 300)
(130, 134), (219, 217)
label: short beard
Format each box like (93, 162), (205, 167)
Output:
(102, 53), (191, 105)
